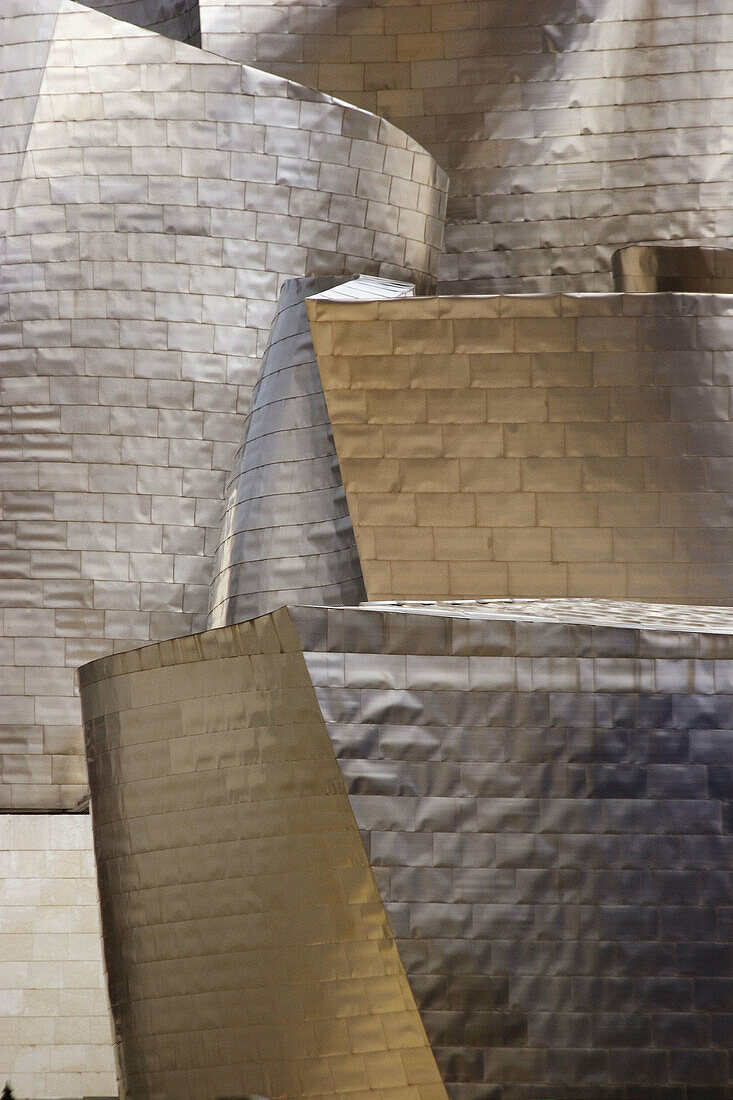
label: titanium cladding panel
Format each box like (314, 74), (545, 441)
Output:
(308, 292), (733, 606)
(0, 0), (447, 808)
(208, 275), (366, 625)
(292, 601), (733, 1099)
(79, 609), (447, 1100)
(198, 0), (733, 291)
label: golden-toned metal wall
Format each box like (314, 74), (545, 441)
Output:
(308, 292), (733, 605)
(79, 609), (448, 1100)
(198, 0), (733, 291)
(613, 244), (733, 292)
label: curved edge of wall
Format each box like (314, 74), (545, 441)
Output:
(78, 611), (448, 1100)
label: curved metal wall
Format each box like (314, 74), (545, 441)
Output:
(207, 275), (366, 626)
(0, 0), (447, 808)
(79, 609), (447, 1100)
(309, 291), (733, 605)
(293, 600), (733, 1100)
(199, 0), (733, 291)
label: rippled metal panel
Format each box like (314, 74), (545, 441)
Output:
(309, 291), (733, 606)
(79, 609), (448, 1100)
(0, 0), (447, 808)
(290, 600), (733, 1100)
(198, 0), (733, 292)
(207, 275), (366, 625)
(614, 244), (733, 293)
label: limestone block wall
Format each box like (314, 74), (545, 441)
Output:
(0, 0), (446, 808)
(79, 611), (447, 1100)
(0, 813), (116, 1099)
(293, 600), (733, 1099)
(198, 0), (733, 291)
(309, 292), (733, 605)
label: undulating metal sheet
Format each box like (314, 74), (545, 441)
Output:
(289, 600), (733, 1100)
(208, 274), (415, 627)
(198, 0), (733, 292)
(613, 244), (733, 292)
(79, 609), (448, 1100)
(0, 0), (447, 808)
(308, 291), (733, 606)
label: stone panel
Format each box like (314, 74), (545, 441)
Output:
(0, 812), (116, 1099)
(309, 292), (733, 605)
(79, 609), (447, 1100)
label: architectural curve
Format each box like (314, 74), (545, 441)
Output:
(80, 0), (200, 42)
(199, 0), (733, 291)
(79, 609), (448, 1100)
(308, 291), (733, 605)
(0, 0), (447, 808)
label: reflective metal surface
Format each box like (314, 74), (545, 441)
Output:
(208, 275), (415, 627)
(614, 244), (733, 293)
(79, 610), (448, 1100)
(207, 276), (364, 625)
(292, 600), (733, 1099)
(79, 0), (201, 42)
(309, 292), (733, 606)
(0, 0), (447, 808)
(197, 0), (733, 292)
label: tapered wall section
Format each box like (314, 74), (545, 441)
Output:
(208, 275), (366, 625)
(0, 0), (446, 808)
(79, 610), (447, 1100)
(199, 0), (733, 291)
(309, 293), (733, 605)
(81, 0), (201, 42)
(292, 600), (733, 1099)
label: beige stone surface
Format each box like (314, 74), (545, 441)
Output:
(0, 813), (116, 1099)
(308, 293), (733, 604)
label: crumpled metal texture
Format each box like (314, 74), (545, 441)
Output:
(613, 244), (733, 293)
(79, 608), (448, 1100)
(289, 600), (733, 1100)
(207, 275), (366, 626)
(0, 0), (447, 808)
(309, 291), (733, 607)
(197, 0), (733, 292)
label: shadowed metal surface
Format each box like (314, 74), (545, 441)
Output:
(309, 291), (733, 606)
(78, 0), (200, 42)
(613, 244), (733, 292)
(0, 0), (447, 808)
(290, 600), (733, 1100)
(79, 609), (448, 1100)
(207, 275), (365, 625)
(198, 0), (733, 292)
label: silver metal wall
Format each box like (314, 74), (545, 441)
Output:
(293, 600), (733, 1099)
(77, 0), (200, 43)
(0, 0), (447, 808)
(613, 244), (733, 293)
(207, 275), (366, 625)
(79, 609), (447, 1100)
(198, 0), (733, 291)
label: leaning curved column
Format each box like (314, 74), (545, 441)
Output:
(208, 274), (414, 626)
(308, 291), (733, 604)
(0, 0), (447, 808)
(79, 609), (448, 1100)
